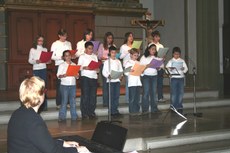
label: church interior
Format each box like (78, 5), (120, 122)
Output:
(0, 0), (230, 152)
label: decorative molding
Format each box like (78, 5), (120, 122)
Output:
(2, 0), (146, 16)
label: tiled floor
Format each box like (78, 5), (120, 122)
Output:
(1, 106), (230, 152)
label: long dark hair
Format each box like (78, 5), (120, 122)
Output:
(123, 32), (133, 44)
(103, 32), (114, 50)
(83, 28), (94, 41)
(32, 35), (46, 49)
(144, 44), (157, 57)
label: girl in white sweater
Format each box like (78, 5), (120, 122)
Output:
(28, 35), (50, 111)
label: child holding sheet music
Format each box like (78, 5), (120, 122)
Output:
(57, 50), (79, 122)
(28, 35), (51, 111)
(125, 48), (142, 115)
(51, 29), (72, 108)
(98, 32), (115, 107)
(76, 28), (94, 57)
(78, 41), (99, 119)
(150, 30), (166, 103)
(102, 46), (123, 117)
(140, 44), (161, 114)
(120, 32), (134, 103)
(166, 47), (188, 114)
(28, 35), (49, 112)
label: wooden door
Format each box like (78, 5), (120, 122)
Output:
(7, 11), (38, 90)
(66, 13), (94, 49)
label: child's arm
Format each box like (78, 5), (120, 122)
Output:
(51, 43), (62, 61)
(182, 60), (188, 73)
(28, 48), (39, 64)
(119, 46), (129, 59)
(56, 64), (66, 79)
(102, 60), (110, 78)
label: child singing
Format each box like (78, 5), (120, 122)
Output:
(166, 47), (188, 114)
(120, 32), (134, 103)
(28, 35), (49, 112)
(78, 41), (98, 119)
(140, 44), (160, 114)
(57, 50), (79, 122)
(124, 48), (142, 115)
(76, 28), (94, 57)
(98, 32), (115, 107)
(51, 29), (72, 109)
(102, 46), (123, 117)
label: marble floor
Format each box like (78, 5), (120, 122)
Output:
(1, 106), (230, 153)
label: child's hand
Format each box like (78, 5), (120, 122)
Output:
(46, 60), (52, 64)
(130, 69), (135, 72)
(36, 60), (41, 64)
(83, 66), (89, 70)
(74, 73), (79, 79)
(71, 55), (77, 59)
(146, 64), (150, 68)
(59, 74), (66, 78)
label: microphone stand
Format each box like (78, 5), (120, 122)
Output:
(108, 55), (111, 122)
(107, 54), (121, 123)
(191, 67), (202, 117)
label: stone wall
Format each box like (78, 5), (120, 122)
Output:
(95, 15), (143, 47)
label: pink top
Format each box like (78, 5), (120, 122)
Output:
(98, 43), (115, 62)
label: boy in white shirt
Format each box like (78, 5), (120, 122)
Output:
(57, 50), (79, 122)
(166, 47), (188, 114)
(78, 41), (98, 119)
(103, 46), (123, 117)
(125, 48), (142, 115)
(51, 29), (72, 108)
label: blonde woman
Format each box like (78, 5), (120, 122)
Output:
(7, 76), (88, 153)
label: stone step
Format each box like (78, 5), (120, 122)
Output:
(0, 98), (229, 124)
(0, 90), (219, 112)
(123, 130), (230, 152)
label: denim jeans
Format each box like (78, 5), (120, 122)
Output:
(157, 69), (164, 100)
(55, 66), (62, 106)
(128, 86), (140, 113)
(107, 82), (120, 114)
(125, 76), (129, 103)
(100, 64), (108, 106)
(141, 75), (158, 113)
(170, 78), (184, 110)
(59, 85), (77, 120)
(80, 76), (97, 117)
(33, 68), (47, 111)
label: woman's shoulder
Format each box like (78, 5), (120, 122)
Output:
(77, 39), (84, 44)
(10, 106), (40, 123)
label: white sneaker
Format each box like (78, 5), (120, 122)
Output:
(158, 99), (166, 102)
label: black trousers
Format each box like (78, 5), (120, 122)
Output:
(80, 76), (97, 117)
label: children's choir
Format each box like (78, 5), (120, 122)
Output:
(28, 28), (188, 121)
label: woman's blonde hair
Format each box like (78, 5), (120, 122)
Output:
(19, 76), (45, 108)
